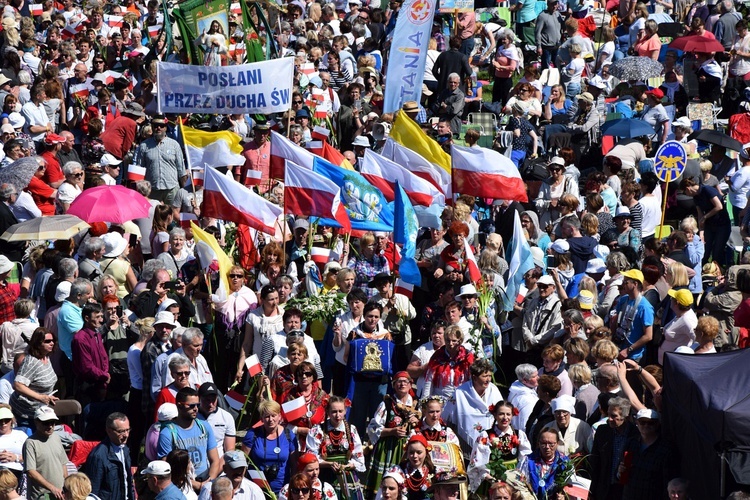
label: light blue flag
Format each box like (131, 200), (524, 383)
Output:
(393, 181), (421, 286)
(382, 0), (437, 113)
(501, 211), (535, 312)
(312, 157), (394, 232)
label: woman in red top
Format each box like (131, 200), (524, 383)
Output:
(39, 135), (65, 188)
(27, 158), (56, 216)
(270, 342), (309, 401)
(281, 361), (328, 450)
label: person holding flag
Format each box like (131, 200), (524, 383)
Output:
(433, 221), (480, 287)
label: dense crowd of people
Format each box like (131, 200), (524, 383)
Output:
(0, 0), (748, 498)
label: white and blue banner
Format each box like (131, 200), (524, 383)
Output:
(157, 58), (294, 115)
(382, 0), (436, 113)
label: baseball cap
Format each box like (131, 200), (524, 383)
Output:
(34, 405), (58, 422)
(100, 153), (122, 167)
(55, 281), (71, 302)
(142, 461), (171, 476)
(198, 382), (219, 398)
(646, 88), (665, 100)
(293, 218), (309, 231)
(621, 269), (644, 283)
(223, 450), (248, 469)
(578, 289), (595, 310)
(550, 239), (569, 253)
(668, 288), (693, 307)
(157, 403), (178, 422)
(0, 124), (14, 134)
(537, 275), (555, 287)
(635, 408), (660, 420)
(0, 407), (13, 420)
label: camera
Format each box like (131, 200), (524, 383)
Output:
(263, 463), (280, 481)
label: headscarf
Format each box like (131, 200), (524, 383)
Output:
(521, 211), (542, 243)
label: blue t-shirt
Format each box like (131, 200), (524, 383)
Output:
(695, 185), (730, 226)
(614, 295), (655, 360)
(242, 427), (298, 493)
(518, 0), (538, 23)
(157, 420), (217, 478)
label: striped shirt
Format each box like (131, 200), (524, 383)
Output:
(10, 356), (57, 420)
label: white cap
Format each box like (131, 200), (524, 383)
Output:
(531, 246), (546, 269)
(550, 239), (569, 253)
(100, 153), (122, 167)
(551, 395), (577, 414)
(549, 156), (565, 167)
(0, 255), (12, 274)
(154, 310), (178, 328)
(34, 405), (58, 422)
(101, 232), (127, 258)
(537, 275), (555, 286)
(614, 206), (631, 218)
(635, 408), (660, 420)
(157, 402), (178, 422)
(142, 460), (171, 476)
(55, 281), (71, 302)
(586, 258), (607, 274)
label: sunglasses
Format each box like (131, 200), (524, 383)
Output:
(43, 338), (56, 344)
(73, 172), (84, 178)
(299, 372), (314, 378)
(174, 371), (190, 378)
(0, 419), (11, 424)
(291, 488), (311, 494)
(229, 274), (244, 279)
(293, 100), (303, 105)
(153, 123), (167, 128)
(180, 403), (199, 409)
(462, 295), (477, 299)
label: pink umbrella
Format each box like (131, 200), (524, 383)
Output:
(67, 185), (152, 223)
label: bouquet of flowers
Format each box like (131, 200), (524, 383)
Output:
(486, 433), (522, 481)
(286, 293), (348, 325)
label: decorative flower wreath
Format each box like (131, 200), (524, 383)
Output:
(321, 398), (352, 409)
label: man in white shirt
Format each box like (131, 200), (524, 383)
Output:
(21, 86), (51, 145)
(197, 383), (236, 457)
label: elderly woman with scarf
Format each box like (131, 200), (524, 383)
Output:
(422, 325), (475, 399)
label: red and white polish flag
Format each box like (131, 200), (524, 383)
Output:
(311, 125), (330, 142)
(360, 150), (445, 207)
(463, 238), (482, 284)
(202, 167), (282, 236)
(282, 396), (307, 421)
(284, 160), (351, 231)
(451, 144), (528, 202)
(245, 354), (263, 377)
(224, 390), (247, 411)
(127, 165), (146, 182)
(395, 279), (414, 299)
(179, 213), (198, 229)
(249, 470), (270, 489)
(270, 131), (316, 179)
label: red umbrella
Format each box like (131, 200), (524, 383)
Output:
(67, 185), (152, 223)
(669, 35), (725, 53)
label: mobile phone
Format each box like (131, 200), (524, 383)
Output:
(116, 306), (123, 317)
(129, 233), (138, 247)
(164, 280), (179, 290)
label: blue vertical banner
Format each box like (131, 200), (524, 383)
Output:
(393, 181), (422, 286)
(383, 0), (436, 113)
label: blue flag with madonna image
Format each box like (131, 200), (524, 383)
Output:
(312, 157), (394, 232)
(501, 211), (535, 312)
(393, 181), (421, 286)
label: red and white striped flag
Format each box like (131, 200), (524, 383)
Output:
(382, 138), (452, 198)
(395, 279), (414, 298)
(69, 82), (93, 100)
(305, 141), (323, 154)
(360, 150), (445, 208)
(270, 131), (316, 179)
(299, 63), (316, 76)
(228, 43), (246, 59)
(310, 247), (331, 271)
(179, 213), (198, 229)
(230, 2), (242, 13)
(244, 169), (262, 186)
(202, 167), (282, 236)
(282, 396), (307, 421)
(30, 3), (43, 15)
(104, 14), (123, 27)
(284, 160), (351, 231)
(127, 165), (146, 182)
(464, 237), (482, 284)
(147, 24), (162, 39)
(191, 168), (204, 187)
(249, 470), (270, 489)
(311, 125), (330, 142)
(451, 145), (528, 202)
(245, 354), (263, 377)
(224, 390), (246, 411)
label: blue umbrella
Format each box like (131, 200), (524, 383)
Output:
(601, 118), (656, 138)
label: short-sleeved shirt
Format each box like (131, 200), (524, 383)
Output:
(157, 419), (217, 478)
(24, 432), (68, 499)
(695, 185), (730, 225)
(199, 408), (236, 457)
(642, 104), (670, 142)
(636, 35), (662, 58)
(614, 295), (655, 360)
(506, 116), (535, 151)
(135, 136), (186, 191)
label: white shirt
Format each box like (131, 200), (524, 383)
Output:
(0, 370), (14, 404)
(412, 341), (436, 397)
(199, 407), (236, 456)
(10, 191), (41, 222)
(639, 193), (662, 238)
(21, 101), (50, 141)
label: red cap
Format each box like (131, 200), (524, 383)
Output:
(44, 133), (65, 145)
(646, 88), (665, 100)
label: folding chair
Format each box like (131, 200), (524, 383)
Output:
(467, 112), (498, 135)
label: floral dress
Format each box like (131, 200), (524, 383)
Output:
(307, 419), (366, 500)
(365, 394), (419, 496)
(468, 425), (532, 493)
(281, 386), (329, 452)
(388, 463), (432, 500)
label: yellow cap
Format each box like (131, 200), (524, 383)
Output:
(621, 269), (644, 284)
(668, 288), (693, 307)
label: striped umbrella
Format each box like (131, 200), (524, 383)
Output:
(1, 215), (89, 242)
